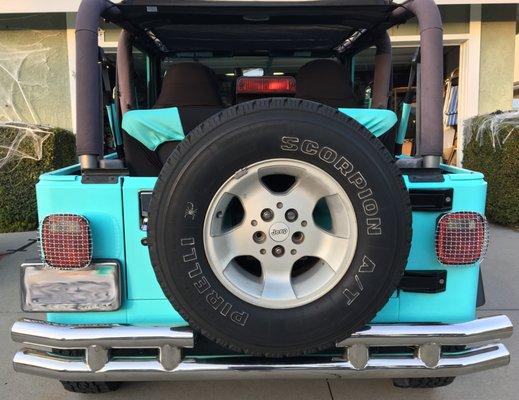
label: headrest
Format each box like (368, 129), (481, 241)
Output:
(296, 59), (357, 108)
(154, 62), (223, 108)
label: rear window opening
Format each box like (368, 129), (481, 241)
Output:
(157, 56), (357, 107)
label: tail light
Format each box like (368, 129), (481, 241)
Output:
(40, 214), (92, 269)
(236, 76), (296, 94)
(435, 212), (489, 265)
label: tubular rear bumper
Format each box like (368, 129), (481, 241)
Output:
(12, 316), (512, 381)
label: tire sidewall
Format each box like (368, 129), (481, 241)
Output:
(149, 100), (410, 355)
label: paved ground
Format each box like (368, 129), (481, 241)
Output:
(0, 226), (517, 399)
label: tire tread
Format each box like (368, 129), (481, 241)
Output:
(60, 381), (121, 393)
(392, 377), (456, 389)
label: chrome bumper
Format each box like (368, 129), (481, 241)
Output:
(12, 316), (512, 381)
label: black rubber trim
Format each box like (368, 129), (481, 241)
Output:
(398, 270), (446, 294)
(81, 168), (129, 184)
(476, 269), (486, 307)
(409, 188), (453, 211)
(401, 168), (445, 183)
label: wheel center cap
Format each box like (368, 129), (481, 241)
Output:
(269, 222), (290, 242)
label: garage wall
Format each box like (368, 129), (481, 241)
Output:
(0, 13), (72, 130)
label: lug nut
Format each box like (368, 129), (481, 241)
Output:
(272, 245), (285, 257)
(292, 231), (305, 244)
(261, 208), (274, 222)
(285, 209), (298, 222)
(253, 231), (266, 244)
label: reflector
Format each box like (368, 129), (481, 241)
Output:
(436, 212), (488, 265)
(41, 214), (92, 269)
(236, 76), (296, 94)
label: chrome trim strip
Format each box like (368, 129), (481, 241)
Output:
(11, 316), (512, 381)
(12, 319), (194, 349)
(12, 344), (510, 381)
(337, 315), (513, 347)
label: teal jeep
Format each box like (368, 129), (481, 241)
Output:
(11, 0), (513, 394)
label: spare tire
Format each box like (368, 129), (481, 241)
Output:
(148, 98), (411, 357)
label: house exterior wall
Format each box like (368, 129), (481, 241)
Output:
(389, 4), (471, 36)
(0, 3), (516, 133)
(478, 4), (516, 114)
(0, 13), (72, 130)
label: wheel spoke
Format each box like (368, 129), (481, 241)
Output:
(228, 170), (273, 212)
(288, 171), (339, 209)
(302, 224), (350, 272)
(209, 223), (255, 268)
(261, 263), (296, 300)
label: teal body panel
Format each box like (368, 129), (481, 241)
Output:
(36, 168), (127, 324)
(397, 166), (486, 323)
(122, 177), (186, 326)
(42, 163), (487, 326)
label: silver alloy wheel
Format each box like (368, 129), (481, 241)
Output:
(203, 158), (358, 309)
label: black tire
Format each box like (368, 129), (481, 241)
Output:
(148, 98), (411, 357)
(392, 377), (456, 389)
(60, 381), (122, 393)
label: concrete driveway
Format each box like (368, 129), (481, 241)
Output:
(1, 226), (517, 399)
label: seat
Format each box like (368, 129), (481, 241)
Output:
(296, 59), (360, 108)
(296, 59), (399, 154)
(154, 62), (223, 110)
(123, 62), (223, 176)
(154, 62), (224, 163)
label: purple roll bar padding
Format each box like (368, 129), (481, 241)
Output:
(75, 0), (120, 167)
(117, 30), (136, 115)
(398, 0), (444, 161)
(75, 0), (444, 169)
(371, 32), (392, 110)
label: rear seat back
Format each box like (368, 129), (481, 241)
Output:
(154, 62), (223, 109)
(296, 59), (360, 108)
(154, 62), (224, 163)
(123, 62), (223, 175)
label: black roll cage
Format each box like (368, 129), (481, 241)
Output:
(75, 0), (444, 170)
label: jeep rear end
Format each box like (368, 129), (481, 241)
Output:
(11, 0), (512, 394)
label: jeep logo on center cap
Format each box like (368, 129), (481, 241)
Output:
(269, 222), (290, 242)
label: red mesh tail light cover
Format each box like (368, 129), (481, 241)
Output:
(436, 212), (489, 265)
(40, 214), (92, 269)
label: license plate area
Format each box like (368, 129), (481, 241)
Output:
(21, 261), (121, 312)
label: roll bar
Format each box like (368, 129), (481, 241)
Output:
(75, 0), (120, 169)
(371, 32), (392, 110)
(75, 0), (444, 170)
(117, 30), (136, 116)
(395, 0), (444, 167)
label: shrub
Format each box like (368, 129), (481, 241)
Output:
(0, 124), (75, 233)
(463, 112), (519, 228)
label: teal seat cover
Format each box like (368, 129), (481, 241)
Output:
(338, 108), (397, 137)
(122, 107), (396, 150)
(122, 107), (185, 151)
